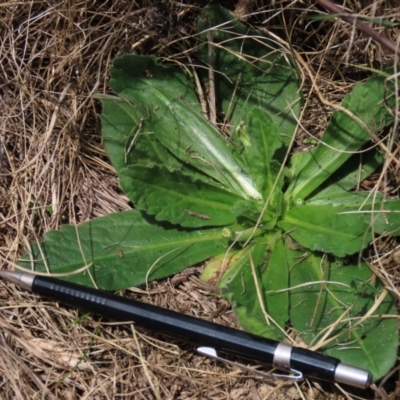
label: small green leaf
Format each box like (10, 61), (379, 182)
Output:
(290, 252), (398, 381)
(120, 165), (241, 227)
(18, 210), (228, 290)
(230, 199), (263, 223)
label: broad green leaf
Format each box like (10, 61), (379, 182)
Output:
(259, 234), (290, 333)
(279, 203), (369, 256)
(202, 234), (289, 340)
(287, 73), (395, 201)
(289, 252), (398, 380)
(280, 190), (400, 256)
(289, 147), (383, 200)
(108, 55), (262, 200)
(119, 165), (241, 227)
(97, 95), (183, 173)
(197, 5), (301, 149)
(208, 245), (286, 339)
(18, 210), (228, 291)
(317, 193), (400, 237)
(98, 94), (220, 189)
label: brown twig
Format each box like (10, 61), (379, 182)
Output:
(315, 0), (400, 58)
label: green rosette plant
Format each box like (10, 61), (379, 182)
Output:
(19, 6), (399, 381)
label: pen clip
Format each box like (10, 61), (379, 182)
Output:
(197, 347), (303, 382)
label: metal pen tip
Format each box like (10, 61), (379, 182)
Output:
(335, 363), (372, 389)
(0, 270), (35, 291)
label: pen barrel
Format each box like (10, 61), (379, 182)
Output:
(32, 276), (279, 364)
(290, 347), (338, 381)
(30, 275), (371, 388)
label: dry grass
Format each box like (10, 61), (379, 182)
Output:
(0, 0), (400, 398)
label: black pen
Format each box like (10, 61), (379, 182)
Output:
(0, 270), (371, 389)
